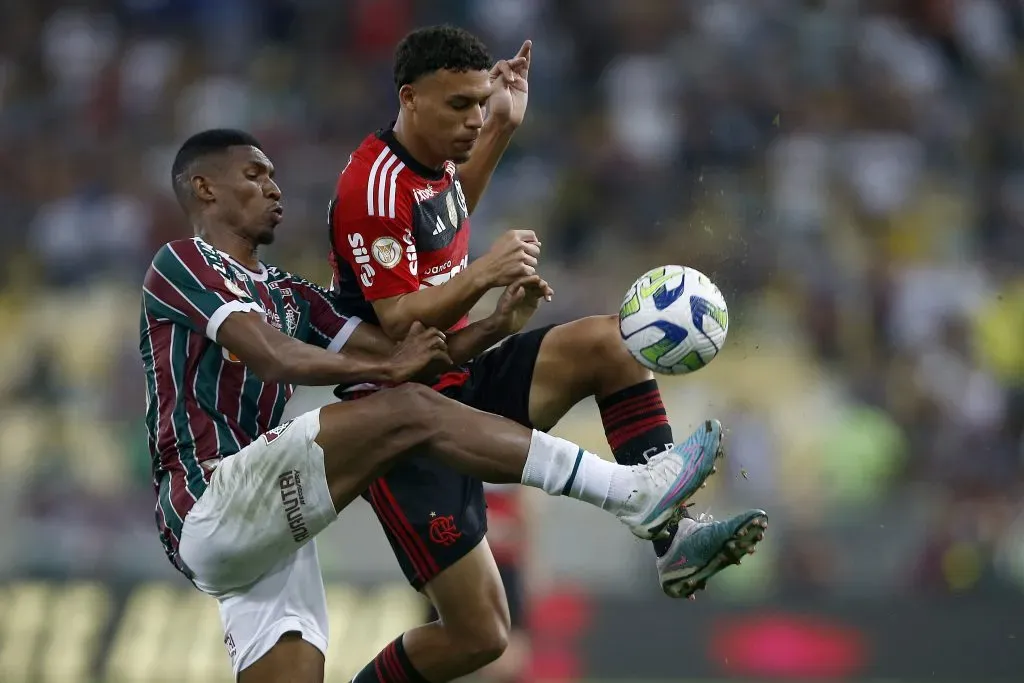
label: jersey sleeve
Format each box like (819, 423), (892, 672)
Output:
(288, 276), (362, 352)
(142, 242), (264, 342)
(332, 213), (420, 301)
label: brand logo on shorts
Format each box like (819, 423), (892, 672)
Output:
(279, 469), (310, 543)
(224, 633), (237, 662)
(428, 512), (462, 546)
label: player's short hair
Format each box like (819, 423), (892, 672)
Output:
(171, 128), (264, 207)
(393, 25), (492, 89)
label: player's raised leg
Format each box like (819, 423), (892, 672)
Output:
(315, 383), (715, 541)
(526, 314), (768, 597)
(326, 385), (722, 683)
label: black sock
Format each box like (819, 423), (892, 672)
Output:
(598, 380), (679, 557)
(351, 634), (430, 683)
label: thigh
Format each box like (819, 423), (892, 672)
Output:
(528, 315), (647, 429)
(364, 454), (489, 590)
(221, 542), (330, 681)
(496, 563), (527, 631)
(422, 538), (510, 636)
(180, 411), (339, 594)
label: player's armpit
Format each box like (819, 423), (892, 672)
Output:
(216, 311), (397, 386)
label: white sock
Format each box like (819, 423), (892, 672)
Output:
(521, 431), (635, 514)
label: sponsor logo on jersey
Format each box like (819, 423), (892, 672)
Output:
(371, 236), (402, 269)
(454, 179), (469, 216)
(348, 233), (376, 287)
(279, 469), (310, 543)
(264, 419), (295, 444)
(402, 230), (418, 276)
(421, 254), (469, 286)
(413, 185), (437, 204)
(446, 192), (459, 229)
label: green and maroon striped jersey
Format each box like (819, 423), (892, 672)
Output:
(140, 237), (360, 575)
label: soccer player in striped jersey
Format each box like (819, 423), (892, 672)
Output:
(329, 27), (770, 683)
(141, 129), (729, 682)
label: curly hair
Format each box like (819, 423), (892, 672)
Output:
(393, 25), (492, 89)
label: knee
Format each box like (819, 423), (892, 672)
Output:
(584, 315), (644, 370)
(387, 384), (443, 435)
(452, 610), (510, 668)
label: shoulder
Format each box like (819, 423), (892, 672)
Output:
(336, 134), (414, 223)
(149, 238), (233, 286)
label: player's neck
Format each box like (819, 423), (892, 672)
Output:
(392, 115), (445, 171)
(195, 225), (260, 271)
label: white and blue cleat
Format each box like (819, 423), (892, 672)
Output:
(618, 419), (724, 541)
(657, 508), (769, 599)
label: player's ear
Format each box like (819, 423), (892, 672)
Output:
(191, 173), (216, 203)
(398, 84), (416, 111)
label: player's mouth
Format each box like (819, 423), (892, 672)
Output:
(454, 137), (478, 149)
(269, 204), (284, 223)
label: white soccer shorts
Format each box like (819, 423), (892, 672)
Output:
(178, 408), (339, 677)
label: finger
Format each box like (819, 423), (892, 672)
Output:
(408, 321), (425, 335)
(521, 254), (538, 268)
(431, 329), (447, 342)
(512, 274), (543, 288)
(505, 57), (527, 71)
(513, 229), (538, 243)
(522, 243), (541, 259)
(518, 40), (531, 77)
(498, 61), (515, 83)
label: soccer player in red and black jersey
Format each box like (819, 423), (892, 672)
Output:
(143, 128), (729, 682)
(329, 26), (770, 683)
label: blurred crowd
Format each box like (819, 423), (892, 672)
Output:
(0, 0), (1023, 598)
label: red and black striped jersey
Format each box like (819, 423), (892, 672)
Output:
(139, 237), (360, 574)
(328, 128), (472, 332)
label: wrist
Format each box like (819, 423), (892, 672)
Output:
(464, 258), (496, 291)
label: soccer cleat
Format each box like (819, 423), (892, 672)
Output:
(658, 508), (768, 599)
(618, 419), (724, 541)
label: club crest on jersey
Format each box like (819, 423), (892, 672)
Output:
(223, 278), (249, 299)
(372, 236), (402, 269)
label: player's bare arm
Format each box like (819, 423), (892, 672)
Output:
(458, 40), (531, 214)
(442, 274), (554, 364)
(371, 228), (543, 339)
(217, 311), (450, 386)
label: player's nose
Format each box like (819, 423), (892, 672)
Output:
(265, 180), (282, 201)
(465, 105), (484, 129)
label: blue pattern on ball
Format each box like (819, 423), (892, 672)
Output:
(652, 276), (687, 311)
(689, 296), (713, 332)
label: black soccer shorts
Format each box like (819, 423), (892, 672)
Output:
(362, 324), (556, 590)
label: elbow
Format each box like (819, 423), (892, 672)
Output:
(380, 316), (413, 341)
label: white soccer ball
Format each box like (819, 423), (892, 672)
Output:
(618, 265), (730, 375)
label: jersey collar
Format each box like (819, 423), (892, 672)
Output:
(194, 237), (269, 281)
(377, 125), (446, 181)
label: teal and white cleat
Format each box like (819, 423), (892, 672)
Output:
(618, 419), (724, 541)
(658, 508), (768, 598)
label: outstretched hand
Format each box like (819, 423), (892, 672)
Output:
(487, 40), (531, 129)
(491, 274), (553, 336)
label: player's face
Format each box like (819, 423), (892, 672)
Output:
(210, 146), (284, 245)
(408, 69), (492, 163)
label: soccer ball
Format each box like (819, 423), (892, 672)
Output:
(618, 265), (729, 375)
